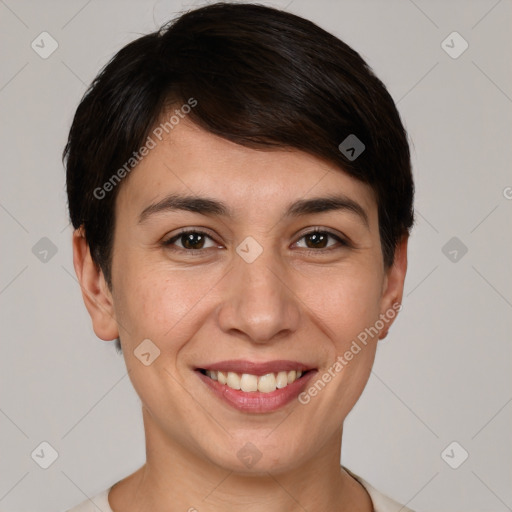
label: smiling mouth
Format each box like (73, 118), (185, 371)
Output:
(197, 369), (310, 393)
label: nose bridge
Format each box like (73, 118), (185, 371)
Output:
(217, 239), (300, 343)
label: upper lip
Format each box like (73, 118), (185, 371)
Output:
(196, 359), (315, 376)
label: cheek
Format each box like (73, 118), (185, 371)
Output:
(115, 276), (187, 342)
(112, 257), (224, 347)
(302, 264), (384, 347)
(316, 266), (383, 401)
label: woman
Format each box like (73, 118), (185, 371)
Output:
(64, 3), (415, 510)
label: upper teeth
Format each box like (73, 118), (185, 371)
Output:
(205, 370), (303, 393)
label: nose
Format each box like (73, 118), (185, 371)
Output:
(215, 245), (301, 345)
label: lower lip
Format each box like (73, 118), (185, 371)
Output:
(196, 370), (317, 413)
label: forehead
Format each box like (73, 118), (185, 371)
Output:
(116, 118), (377, 223)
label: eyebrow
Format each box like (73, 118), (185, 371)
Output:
(138, 193), (369, 228)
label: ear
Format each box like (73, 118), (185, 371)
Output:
(72, 228), (119, 341)
(378, 235), (408, 340)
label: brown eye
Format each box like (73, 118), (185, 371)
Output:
(180, 232), (206, 250)
(295, 229), (348, 251)
(163, 230), (218, 251)
(304, 231), (329, 249)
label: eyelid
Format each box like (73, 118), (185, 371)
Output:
(295, 226), (348, 242)
(163, 227), (350, 252)
(163, 227), (220, 248)
(293, 227), (350, 250)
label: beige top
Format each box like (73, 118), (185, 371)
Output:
(66, 466), (415, 512)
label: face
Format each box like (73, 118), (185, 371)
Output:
(75, 116), (407, 475)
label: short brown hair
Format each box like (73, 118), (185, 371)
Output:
(64, 1), (414, 290)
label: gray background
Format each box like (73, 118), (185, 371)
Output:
(0, 0), (511, 510)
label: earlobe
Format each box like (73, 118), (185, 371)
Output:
(72, 228), (119, 341)
(378, 236), (408, 340)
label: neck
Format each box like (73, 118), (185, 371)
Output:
(108, 407), (373, 512)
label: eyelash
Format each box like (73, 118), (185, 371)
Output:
(162, 228), (349, 255)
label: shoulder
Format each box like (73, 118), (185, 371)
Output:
(343, 466), (416, 512)
(65, 487), (113, 512)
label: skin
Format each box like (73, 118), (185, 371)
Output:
(73, 116), (408, 512)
